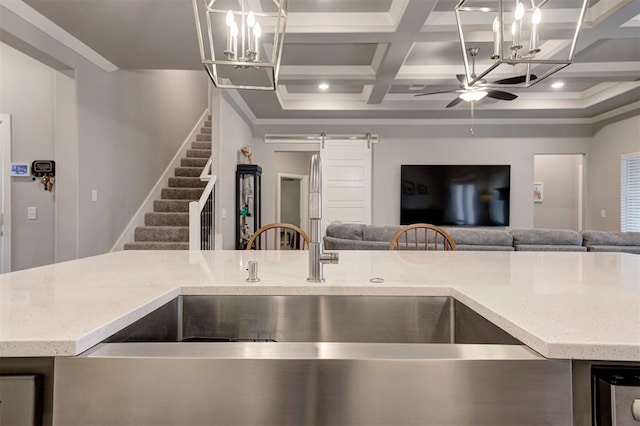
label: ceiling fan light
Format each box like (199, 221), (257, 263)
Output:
(460, 90), (488, 102)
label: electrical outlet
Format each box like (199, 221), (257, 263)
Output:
(91, 190), (98, 202)
(221, 208), (227, 219)
(600, 209), (606, 218)
(27, 207), (37, 220)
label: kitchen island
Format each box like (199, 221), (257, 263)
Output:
(1, 250), (638, 360)
(1, 250), (639, 425)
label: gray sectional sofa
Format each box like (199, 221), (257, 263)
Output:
(581, 230), (640, 254)
(323, 222), (640, 254)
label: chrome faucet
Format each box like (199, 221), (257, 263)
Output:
(307, 154), (339, 282)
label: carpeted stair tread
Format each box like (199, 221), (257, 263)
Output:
(181, 158), (208, 168)
(196, 134), (212, 141)
(191, 141), (211, 150)
(200, 127), (211, 134)
(186, 149), (212, 158)
(124, 241), (189, 250)
(145, 212), (189, 226)
(161, 187), (204, 200)
(204, 120), (212, 127)
(154, 200), (191, 212)
(175, 167), (204, 177)
(168, 177), (207, 188)
(135, 226), (188, 242)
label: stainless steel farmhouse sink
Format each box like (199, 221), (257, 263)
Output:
(53, 296), (572, 426)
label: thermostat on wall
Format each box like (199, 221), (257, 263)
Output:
(10, 163), (30, 177)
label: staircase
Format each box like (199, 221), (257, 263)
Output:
(123, 117), (212, 250)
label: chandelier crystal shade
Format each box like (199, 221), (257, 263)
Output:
(454, 0), (589, 88)
(192, 0), (288, 91)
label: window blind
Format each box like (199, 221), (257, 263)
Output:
(621, 152), (640, 232)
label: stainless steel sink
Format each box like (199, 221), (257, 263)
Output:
(104, 295), (521, 345)
(54, 296), (572, 426)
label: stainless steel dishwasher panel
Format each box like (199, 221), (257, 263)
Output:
(0, 375), (42, 425)
(53, 343), (572, 426)
(594, 366), (640, 426)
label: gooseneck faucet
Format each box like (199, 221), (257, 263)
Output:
(307, 154), (339, 282)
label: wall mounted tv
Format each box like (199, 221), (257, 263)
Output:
(401, 165), (511, 226)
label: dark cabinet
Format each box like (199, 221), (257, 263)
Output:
(236, 164), (261, 249)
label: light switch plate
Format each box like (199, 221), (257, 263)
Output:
(27, 207), (37, 220)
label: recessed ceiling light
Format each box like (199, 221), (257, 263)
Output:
(551, 81), (565, 89)
(318, 83), (330, 90)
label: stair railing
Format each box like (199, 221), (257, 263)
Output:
(189, 158), (216, 250)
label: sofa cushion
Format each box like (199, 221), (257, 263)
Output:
(510, 229), (583, 246)
(443, 227), (513, 247)
(362, 225), (403, 242)
(515, 244), (587, 252)
(325, 222), (365, 240)
(581, 230), (640, 246)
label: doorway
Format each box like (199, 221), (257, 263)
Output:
(277, 173), (309, 235)
(274, 151), (317, 235)
(0, 114), (11, 273)
(533, 154), (584, 230)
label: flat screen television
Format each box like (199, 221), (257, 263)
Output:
(400, 165), (510, 226)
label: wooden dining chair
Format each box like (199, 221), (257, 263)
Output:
(245, 223), (310, 250)
(388, 224), (457, 251)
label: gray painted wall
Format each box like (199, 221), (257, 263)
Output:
(250, 135), (591, 231)
(75, 67), (207, 256)
(217, 93), (255, 249)
(54, 71), (79, 263)
(534, 154), (583, 230)
(1, 15), (208, 265)
(586, 115), (640, 231)
(372, 137), (590, 228)
(1, 42), (56, 271)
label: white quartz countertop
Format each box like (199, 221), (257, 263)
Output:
(1, 250), (639, 361)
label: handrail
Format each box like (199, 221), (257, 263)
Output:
(189, 157), (216, 250)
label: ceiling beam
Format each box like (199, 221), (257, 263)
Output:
(367, 0), (438, 104)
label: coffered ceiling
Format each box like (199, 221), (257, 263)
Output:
(19, 0), (640, 122)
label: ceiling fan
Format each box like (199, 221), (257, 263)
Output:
(415, 47), (537, 108)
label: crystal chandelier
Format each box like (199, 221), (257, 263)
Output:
(192, 0), (288, 91)
(455, 0), (589, 88)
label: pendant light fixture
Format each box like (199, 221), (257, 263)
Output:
(192, 0), (288, 91)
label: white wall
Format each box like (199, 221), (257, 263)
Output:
(534, 154), (583, 230)
(587, 115), (640, 231)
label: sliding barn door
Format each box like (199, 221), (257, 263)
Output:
(320, 139), (372, 237)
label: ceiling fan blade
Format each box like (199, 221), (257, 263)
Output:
(446, 97), (464, 108)
(486, 90), (518, 101)
(493, 74), (538, 85)
(415, 90), (457, 97)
